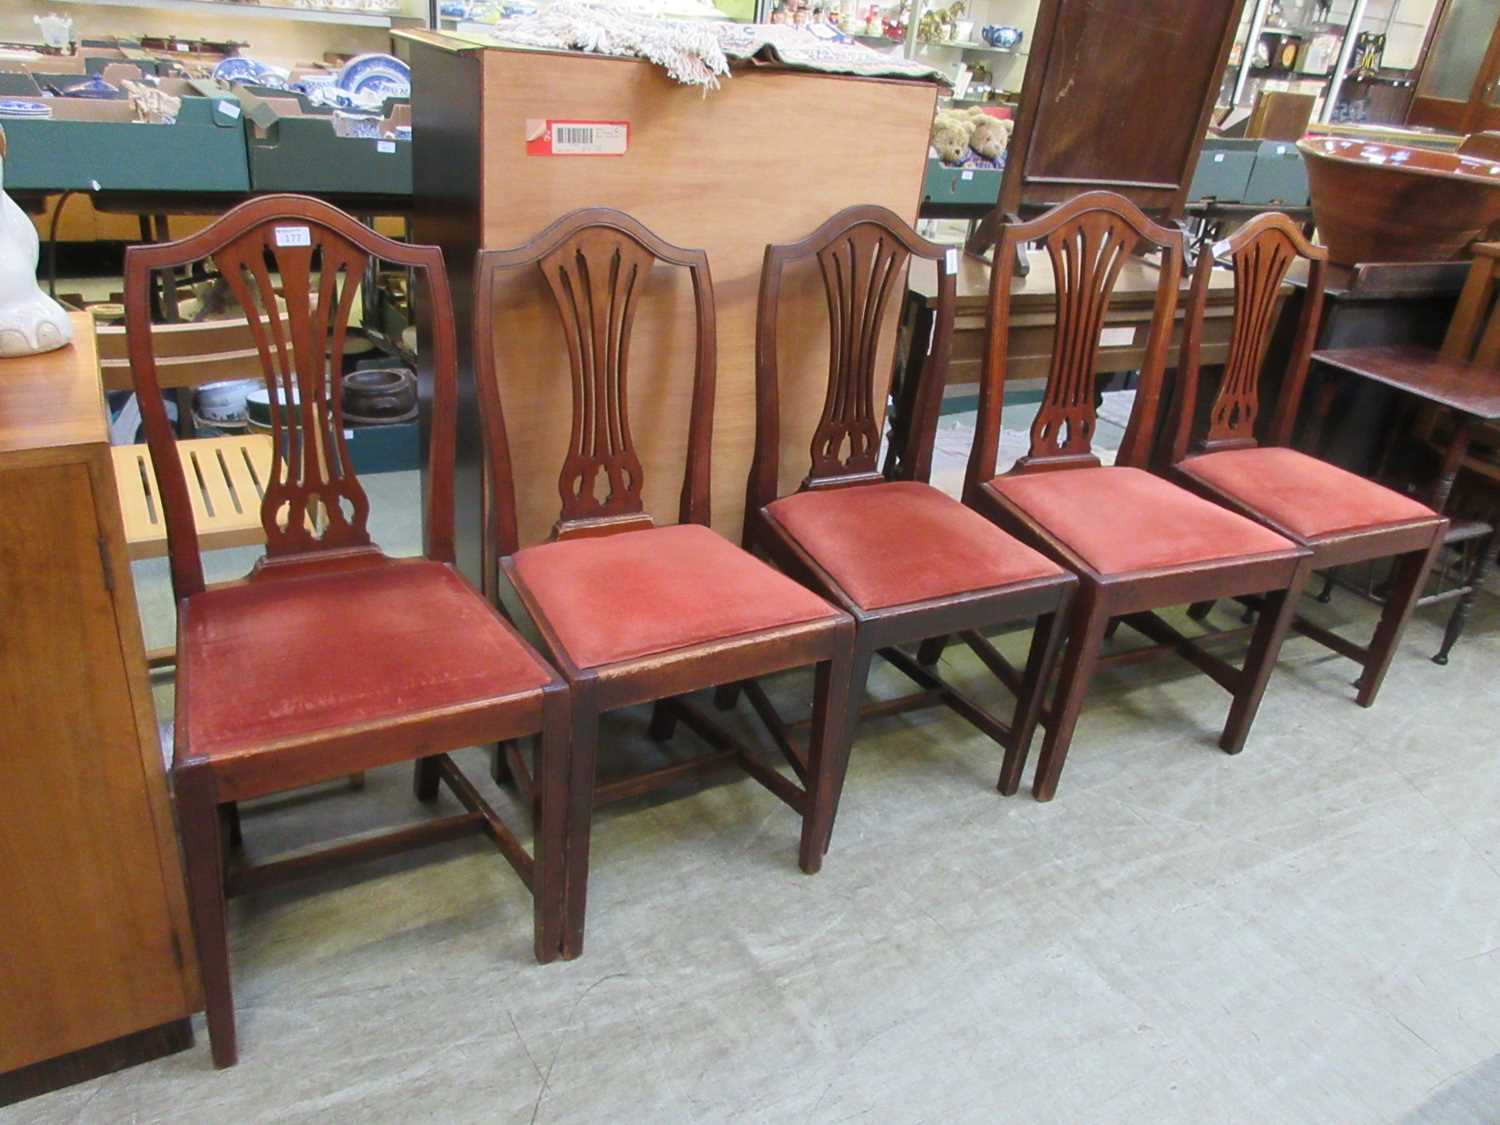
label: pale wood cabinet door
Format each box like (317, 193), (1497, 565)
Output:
(0, 459), (191, 1072)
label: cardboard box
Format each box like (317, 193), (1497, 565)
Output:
(1, 84), (250, 193)
(239, 89), (412, 195)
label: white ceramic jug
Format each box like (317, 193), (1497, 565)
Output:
(0, 124), (72, 356)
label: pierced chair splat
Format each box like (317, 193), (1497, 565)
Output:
(1168, 211), (1447, 707)
(126, 194), (570, 1070)
(472, 208), (856, 959)
(963, 191), (1313, 801)
(734, 205), (1077, 808)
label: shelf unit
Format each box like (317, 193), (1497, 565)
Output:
(50, 0), (423, 29)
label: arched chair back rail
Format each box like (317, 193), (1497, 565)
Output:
(1168, 211), (1448, 705)
(961, 191), (1313, 801)
(471, 208), (856, 959)
(732, 204), (1076, 803)
(472, 208), (715, 554)
(125, 194), (570, 1070)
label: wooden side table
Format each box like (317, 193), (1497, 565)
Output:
(1307, 344), (1500, 663)
(0, 314), (199, 1105)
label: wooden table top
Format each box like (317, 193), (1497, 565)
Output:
(1313, 345), (1500, 420)
(0, 314), (104, 456)
(908, 248), (1236, 310)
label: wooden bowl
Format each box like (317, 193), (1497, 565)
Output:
(1298, 137), (1500, 265)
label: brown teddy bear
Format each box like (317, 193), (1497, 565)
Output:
(968, 115), (1012, 161)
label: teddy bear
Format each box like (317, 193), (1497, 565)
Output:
(968, 115), (1012, 161)
(930, 113), (972, 165)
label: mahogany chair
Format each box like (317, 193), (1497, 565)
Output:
(125, 196), (569, 1068)
(733, 205), (1076, 807)
(1167, 211), (1447, 706)
(471, 209), (855, 958)
(963, 191), (1313, 801)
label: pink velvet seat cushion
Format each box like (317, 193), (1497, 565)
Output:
(1180, 446), (1437, 540)
(510, 523), (839, 669)
(183, 558), (552, 758)
(765, 480), (1065, 610)
(987, 466), (1296, 575)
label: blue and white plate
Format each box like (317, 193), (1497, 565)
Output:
(337, 53), (410, 101)
(57, 75), (119, 99)
(211, 56), (262, 84)
(0, 99), (52, 117)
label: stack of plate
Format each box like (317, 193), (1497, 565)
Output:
(0, 99), (52, 119)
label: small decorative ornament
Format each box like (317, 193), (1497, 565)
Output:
(0, 125), (73, 357)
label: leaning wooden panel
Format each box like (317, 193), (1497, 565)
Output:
(408, 37), (938, 567)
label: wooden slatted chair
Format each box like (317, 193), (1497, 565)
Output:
(730, 205), (1076, 809)
(472, 209), (856, 958)
(126, 195), (570, 1068)
(1168, 212), (1448, 706)
(963, 191), (1314, 801)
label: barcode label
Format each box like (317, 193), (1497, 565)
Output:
(377, 140), (396, 154)
(218, 101), (241, 119)
(945, 248), (959, 275)
(274, 226), (311, 248)
(526, 118), (629, 157)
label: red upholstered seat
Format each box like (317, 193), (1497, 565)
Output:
(1179, 446), (1437, 540)
(987, 466), (1296, 575)
(765, 480), (1065, 610)
(511, 523), (839, 669)
(183, 558), (552, 757)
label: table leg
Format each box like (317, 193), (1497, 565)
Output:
(1435, 524), (1494, 666)
(1427, 416), (1475, 514)
(882, 295), (935, 480)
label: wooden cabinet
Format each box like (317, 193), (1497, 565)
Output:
(1407, 0), (1500, 132)
(0, 316), (198, 1106)
(403, 33), (940, 582)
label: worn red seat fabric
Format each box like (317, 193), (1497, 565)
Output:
(511, 523), (838, 669)
(1177, 447), (1436, 540)
(987, 466), (1295, 575)
(765, 480), (1065, 610)
(183, 558), (552, 756)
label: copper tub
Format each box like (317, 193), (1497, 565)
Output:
(1298, 136), (1500, 265)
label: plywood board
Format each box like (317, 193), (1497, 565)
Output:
(427, 45), (937, 551)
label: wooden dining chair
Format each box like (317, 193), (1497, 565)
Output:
(731, 205), (1076, 807)
(126, 195), (570, 1069)
(471, 208), (855, 958)
(963, 191), (1313, 801)
(1167, 211), (1447, 706)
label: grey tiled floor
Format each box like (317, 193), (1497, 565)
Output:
(11, 432), (1500, 1124)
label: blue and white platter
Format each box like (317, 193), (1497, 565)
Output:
(336, 53), (410, 101)
(0, 99), (52, 118)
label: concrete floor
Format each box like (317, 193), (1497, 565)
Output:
(9, 441), (1500, 1123)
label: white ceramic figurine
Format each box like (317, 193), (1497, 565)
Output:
(0, 124), (73, 357)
